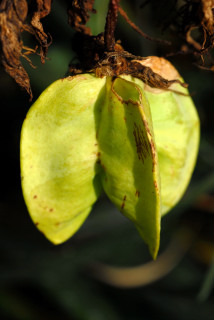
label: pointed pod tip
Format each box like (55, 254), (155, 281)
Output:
(147, 233), (160, 260)
(39, 229), (70, 246)
(150, 246), (159, 261)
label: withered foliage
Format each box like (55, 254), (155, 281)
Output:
(178, 0), (214, 69)
(93, 50), (187, 91)
(27, 0), (52, 63)
(118, 5), (171, 46)
(68, 0), (187, 92)
(67, 0), (95, 35)
(175, 0), (213, 51)
(142, 0), (214, 70)
(1, 0), (213, 98)
(0, 0), (52, 99)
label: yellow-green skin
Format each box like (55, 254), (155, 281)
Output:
(20, 66), (199, 259)
(127, 75), (200, 215)
(21, 75), (105, 245)
(146, 84), (199, 215)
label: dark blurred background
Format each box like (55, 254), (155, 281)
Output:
(1, 0), (214, 319)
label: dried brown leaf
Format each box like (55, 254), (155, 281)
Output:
(30, 0), (52, 64)
(67, 0), (96, 35)
(0, 0), (52, 99)
(0, 0), (32, 98)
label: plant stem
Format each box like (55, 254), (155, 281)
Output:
(104, 0), (120, 52)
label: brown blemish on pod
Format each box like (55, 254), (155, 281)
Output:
(135, 190), (140, 197)
(121, 195), (127, 210)
(111, 78), (142, 106)
(154, 181), (158, 190)
(133, 123), (151, 163)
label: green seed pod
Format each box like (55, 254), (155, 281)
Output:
(20, 57), (199, 258)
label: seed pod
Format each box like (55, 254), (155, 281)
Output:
(20, 74), (105, 244)
(20, 58), (199, 258)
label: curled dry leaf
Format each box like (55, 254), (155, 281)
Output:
(142, 0), (214, 69)
(0, 0), (32, 98)
(177, 0), (214, 69)
(0, 0), (52, 99)
(201, 0), (214, 35)
(29, 0), (52, 64)
(67, 0), (96, 35)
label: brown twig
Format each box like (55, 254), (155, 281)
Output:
(104, 0), (120, 51)
(118, 6), (171, 46)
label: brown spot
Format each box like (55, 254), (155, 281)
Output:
(150, 140), (157, 172)
(33, 195), (37, 199)
(63, 76), (74, 81)
(35, 222), (39, 226)
(154, 181), (158, 189)
(135, 190), (140, 197)
(124, 117), (127, 122)
(55, 222), (60, 226)
(133, 123), (151, 163)
(112, 85), (139, 106)
(97, 152), (101, 157)
(49, 208), (54, 212)
(94, 143), (98, 146)
(121, 195), (127, 210)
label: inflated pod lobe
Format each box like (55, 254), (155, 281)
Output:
(98, 77), (161, 259)
(20, 74), (105, 244)
(136, 57), (200, 215)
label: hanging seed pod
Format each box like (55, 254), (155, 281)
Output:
(20, 57), (199, 258)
